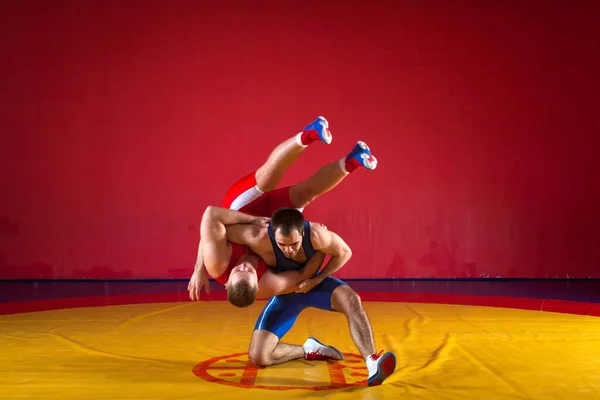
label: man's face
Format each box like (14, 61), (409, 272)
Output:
(228, 261), (258, 288)
(274, 228), (303, 258)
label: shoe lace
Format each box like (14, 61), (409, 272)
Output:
(371, 350), (385, 361)
(305, 350), (333, 361)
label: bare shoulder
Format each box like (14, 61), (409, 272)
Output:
(249, 225), (272, 246)
(309, 222), (331, 247)
(309, 222), (326, 234)
(256, 225), (270, 240)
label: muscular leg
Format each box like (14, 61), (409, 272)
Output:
(248, 285), (342, 367)
(248, 296), (307, 367)
(254, 137), (305, 192)
(288, 141), (378, 209)
(248, 330), (305, 367)
(255, 118), (330, 192)
(331, 285), (396, 386)
(249, 279), (394, 385)
(288, 160), (348, 208)
(330, 285), (377, 360)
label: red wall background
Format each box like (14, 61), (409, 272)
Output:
(1, 0), (599, 279)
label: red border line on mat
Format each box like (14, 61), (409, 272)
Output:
(0, 291), (599, 317)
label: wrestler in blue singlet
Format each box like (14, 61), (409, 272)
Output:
(253, 221), (347, 339)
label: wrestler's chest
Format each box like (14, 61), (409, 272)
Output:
(261, 248), (307, 267)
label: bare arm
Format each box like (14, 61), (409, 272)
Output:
(204, 206), (268, 226)
(200, 206), (268, 270)
(189, 206), (268, 301)
(257, 251), (326, 297)
(194, 236), (205, 273)
(199, 207), (231, 274)
(307, 223), (352, 285)
(225, 224), (264, 249)
(188, 232), (212, 301)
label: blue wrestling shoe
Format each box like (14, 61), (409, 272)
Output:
(303, 116), (332, 145)
(346, 141), (378, 171)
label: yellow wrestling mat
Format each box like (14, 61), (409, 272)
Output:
(1, 301), (599, 399)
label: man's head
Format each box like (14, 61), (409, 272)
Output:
(270, 208), (305, 259)
(226, 261), (258, 308)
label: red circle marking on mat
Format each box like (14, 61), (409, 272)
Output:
(193, 352), (368, 390)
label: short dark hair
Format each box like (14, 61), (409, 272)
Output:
(271, 208), (305, 237)
(227, 279), (258, 308)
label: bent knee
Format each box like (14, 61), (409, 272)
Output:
(248, 349), (272, 368)
(294, 196), (315, 209)
(346, 291), (363, 311)
(288, 187), (316, 209)
(333, 287), (364, 313)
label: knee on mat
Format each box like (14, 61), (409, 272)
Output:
(248, 349), (272, 368)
